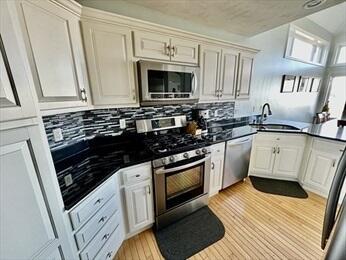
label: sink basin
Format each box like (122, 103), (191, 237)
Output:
(251, 124), (300, 131)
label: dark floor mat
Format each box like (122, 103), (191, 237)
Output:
(154, 206), (225, 260)
(250, 176), (308, 198)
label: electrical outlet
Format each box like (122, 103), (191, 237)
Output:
(119, 119), (126, 129)
(64, 174), (73, 187)
(53, 128), (63, 142)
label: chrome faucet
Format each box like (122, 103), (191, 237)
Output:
(260, 103), (272, 123)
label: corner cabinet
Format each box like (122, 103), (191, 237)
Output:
(81, 20), (137, 106)
(303, 138), (345, 197)
(199, 44), (255, 102)
(133, 30), (199, 64)
(249, 133), (306, 180)
(12, 0), (89, 112)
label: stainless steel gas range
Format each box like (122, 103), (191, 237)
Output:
(136, 115), (211, 229)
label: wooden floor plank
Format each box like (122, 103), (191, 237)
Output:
(114, 179), (325, 259)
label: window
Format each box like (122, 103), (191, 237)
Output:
(327, 76), (346, 119)
(285, 25), (329, 66)
(335, 45), (346, 64)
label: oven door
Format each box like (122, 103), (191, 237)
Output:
(154, 155), (211, 216)
(138, 61), (199, 102)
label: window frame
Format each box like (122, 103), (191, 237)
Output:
(285, 25), (330, 66)
(333, 43), (346, 66)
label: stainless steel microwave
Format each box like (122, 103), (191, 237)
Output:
(137, 61), (199, 104)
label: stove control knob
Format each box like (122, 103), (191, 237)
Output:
(183, 152), (189, 158)
(161, 158), (166, 165)
(195, 149), (201, 155)
(169, 156), (175, 162)
(202, 148), (208, 154)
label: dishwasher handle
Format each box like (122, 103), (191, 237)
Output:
(227, 138), (252, 147)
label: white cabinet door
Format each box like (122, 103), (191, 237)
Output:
(133, 30), (171, 61)
(199, 45), (222, 101)
(0, 1), (36, 122)
(273, 145), (304, 178)
(15, 0), (88, 110)
(249, 141), (276, 176)
(170, 37), (199, 64)
(209, 143), (225, 196)
(304, 150), (340, 196)
(210, 156), (224, 196)
(125, 179), (154, 233)
(82, 21), (137, 105)
(219, 48), (238, 100)
(236, 52), (254, 99)
(0, 139), (57, 259)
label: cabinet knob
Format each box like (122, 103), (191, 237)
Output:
(165, 45), (170, 56)
(211, 162), (215, 170)
(272, 147), (276, 154)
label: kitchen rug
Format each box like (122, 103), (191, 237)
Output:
(250, 176), (308, 198)
(154, 206), (225, 260)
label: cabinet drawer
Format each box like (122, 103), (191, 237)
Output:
(94, 226), (123, 260)
(75, 195), (118, 249)
(122, 163), (151, 186)
(69, 178), (116, 230)
(211, 142), (225, 156)
(80, 210), (120, 260)
(312, 138), (345, 154)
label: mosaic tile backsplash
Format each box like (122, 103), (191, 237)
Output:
(43, 102), (251, 151)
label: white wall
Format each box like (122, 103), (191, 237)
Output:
(236, 18), (332, 123)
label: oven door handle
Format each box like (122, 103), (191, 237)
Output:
(155, 155), (211, 175)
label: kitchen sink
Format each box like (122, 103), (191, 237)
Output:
(251, 124), (300, 131)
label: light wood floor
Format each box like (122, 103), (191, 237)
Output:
(115, 179), (326, 260)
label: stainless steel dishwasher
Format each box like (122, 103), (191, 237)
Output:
(222, 136), (253, 189)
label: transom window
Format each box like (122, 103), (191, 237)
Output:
(285, 25), (329, 66)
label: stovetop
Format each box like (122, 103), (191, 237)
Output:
(143, 133), (209, 156)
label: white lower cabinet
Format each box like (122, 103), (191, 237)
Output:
(125, 179), (154, 233)
(209, 142), (225, 197)
(249, 133), (306, 179)
(68, 176), (125, 260)
(120, 162), (154, 237)
(303, 138), (345, 197)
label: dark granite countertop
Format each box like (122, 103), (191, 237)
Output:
(52, 134), (153, 210)
(202, 125), (257, 144)
(251, 119), (345, 142)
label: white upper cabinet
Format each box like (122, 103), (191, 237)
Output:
(170, 37), (199, 64)
(133, 30), (171, 61)
(0, 0), (36, 122)
(236, 52), (254, 99)
(14, 0), (89, 111)
(199, 44), (255, 102)
(81, 21), (137, 105)
(133, 30), (199, 64)
(199, 45), (222, 101)
(219, 48), (239, 100)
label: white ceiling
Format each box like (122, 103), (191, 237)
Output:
(307, 2), (346, 35)
(123, 0), (345, 36)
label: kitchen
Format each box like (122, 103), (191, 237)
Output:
(1, 0), (346, 259)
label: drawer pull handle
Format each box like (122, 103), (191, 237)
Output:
(94, 198), (103, 205)
(135, 174), (140, 178)
(106, 251), (112, 258)
(272, 147), (276, 154)
(277, 147), (280, 154)
(98, 216), (107, 223)
(102, 233), (110, 240)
